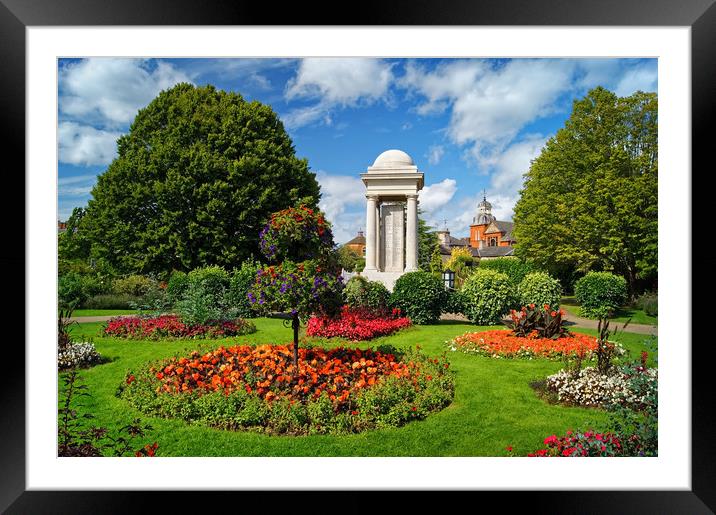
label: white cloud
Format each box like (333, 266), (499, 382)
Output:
(283, 58), (394, 129)
(419, 178), (457, 214)
(490, 135), (548, 197)
(426, 145), (445, 165)
(315, 172), (366, 241)
(59, 58), (193, 127)
(58, 173), (98, 196)
(400, 59), (574, 168)
(614, 65), (658, 97)
(58, 122), (122, 166)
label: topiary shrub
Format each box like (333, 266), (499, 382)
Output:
(389, 271), (446, 325)
(461, 269), (514, 325)
(478, 257), (534, 286)
(574, 271), (628, 318)
(518, 272), (562, 310)
(443, 289), (465, 315)
(344, 277), (390, 315)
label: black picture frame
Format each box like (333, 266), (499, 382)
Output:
(3, 0), (711, 512)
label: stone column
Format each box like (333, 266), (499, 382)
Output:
(405, 194), (419, 271)
(364, 195), (378, 271)
(375, 201), (381, 271)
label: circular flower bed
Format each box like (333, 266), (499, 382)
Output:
(103, 314), (256, 340)
(306, 306), (412, 341)
(447, 329), (598, 359)
(528, 430), (623, 457)
(118, 344), (454, 435)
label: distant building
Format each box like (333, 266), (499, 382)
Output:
(437, 194), (515, 262)
(343, 230), (366, 256)
(58, 220), (67, 233)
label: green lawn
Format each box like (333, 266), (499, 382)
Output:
(70, 309), (140, 317)
(63, 319), (657, 457)
(560, 297), (657, 326)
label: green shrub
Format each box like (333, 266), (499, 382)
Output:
(58, 272), (104, 307)
(574, 271), (628, 318)
(113, 275), (156, 297)
(518, 272), (562, 309)
(478, 257), (534, 286)
(226, 261), (261, 319)
(82, 293), (140, 310)
(461, 269), (515, 325)
(389, 271), (446, 324)
(344, 277), (390, 313)
(166, 271), (189, 306)
(443, 289), (465, 315)
(635, 292), (658, 317)
(175, 265), (234, 324)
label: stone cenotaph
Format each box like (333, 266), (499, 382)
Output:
(360, 149), (424, 290)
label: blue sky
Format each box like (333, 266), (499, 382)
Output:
(58, 57), (657, 244)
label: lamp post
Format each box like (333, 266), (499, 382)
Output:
(442, 269), (455, 290)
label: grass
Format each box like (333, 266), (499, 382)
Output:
(71, 309), (140, 317)
(62, 318), (657, 457)
(560, 296), (657, 326)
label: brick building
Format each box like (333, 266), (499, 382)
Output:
(437, 195), (515, 261)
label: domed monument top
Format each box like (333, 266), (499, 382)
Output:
(372, 149), (415, 168)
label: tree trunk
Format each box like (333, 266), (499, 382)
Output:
(291, 313), (300, 369)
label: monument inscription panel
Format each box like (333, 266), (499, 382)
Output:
(382, 203), (404, 272)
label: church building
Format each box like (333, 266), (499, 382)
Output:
(436, 194), (516, 260)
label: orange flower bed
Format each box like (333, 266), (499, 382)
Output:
(149, 344), (422, 406)
(119, 344), (455, 435)
(448, 329), (598, 359)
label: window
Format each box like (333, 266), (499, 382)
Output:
(489, 237), (497, 247)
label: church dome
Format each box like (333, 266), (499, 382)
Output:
(372, 149), (415, 168)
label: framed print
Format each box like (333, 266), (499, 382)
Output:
(4, 0), (713, 512)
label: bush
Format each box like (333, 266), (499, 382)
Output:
(478, 257), (534, 286)
(166, 271), (189, 306)
(226, 261), (261, 319)
(574, 271), (628, 318)
(389, 271), (446, 325)
(176, 266), (232, 325)
(443, 288), (465, 315)
(112, 274), (156, 297)
(507, 304), (568, 339)
(635, 292), (658, 317)
(344, 277), (390, 315)
(461, 269), (514, 325)
(82, 293), (140, 310)
(58, 272), (104, 307)
(518, 272), (562, 309)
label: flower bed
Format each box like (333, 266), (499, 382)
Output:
(306, 307), (412, 341)
(447, 329), (598, 359)
(118, 344), (454, 435)
(545, 364), (658, 410)
(58, 342), (103, 370)
(103, 314), (256, 340)
(528, 430), (623, 457)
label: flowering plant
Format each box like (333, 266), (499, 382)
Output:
(528, 430), (623, 457)
(447, 329), (598, 360)
(506, 304), (569, 339)
(118, 345), (455, 435)
(259, 205), (334, 262)
(58, 341), (103, 370)
(103, 314), (256, 340)
(306, 305), (412, 341)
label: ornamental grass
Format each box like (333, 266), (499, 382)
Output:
(119, 344), (455, 435)
(448, 329), (598, 360)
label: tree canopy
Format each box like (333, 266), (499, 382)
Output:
(79, 83), (321, 275)
(512, 87), (657, 293)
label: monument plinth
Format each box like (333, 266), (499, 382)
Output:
(360, 149), (424, 290)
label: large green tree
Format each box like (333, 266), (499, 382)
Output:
(81, 83), (320, 275)
(417, 211), (438, 272)
(513, 87), (657, 294)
